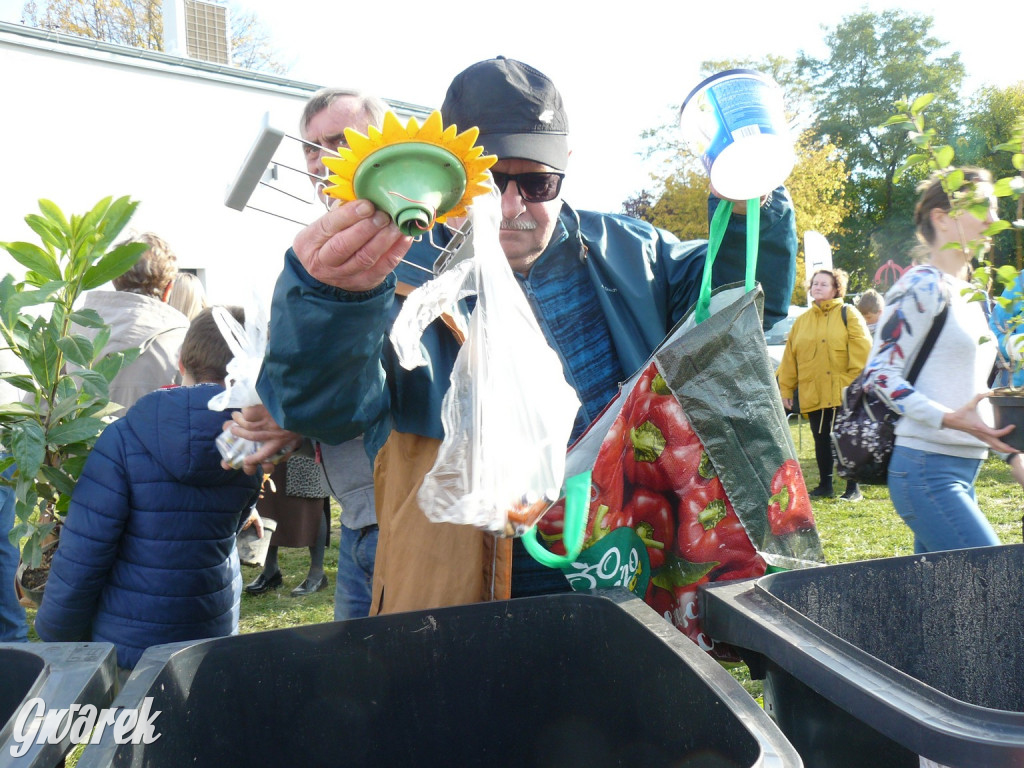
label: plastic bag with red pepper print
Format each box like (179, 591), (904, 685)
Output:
(536, 283), (825, 658)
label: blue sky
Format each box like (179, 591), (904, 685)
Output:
(0, 0), (1018, 211)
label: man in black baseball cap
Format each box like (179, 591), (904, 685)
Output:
(441, 56), (570, 172)
(439, 56), (571, 275)
(252, 57), (799, 616)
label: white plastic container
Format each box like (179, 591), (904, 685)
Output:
(679, 69), (795, 201)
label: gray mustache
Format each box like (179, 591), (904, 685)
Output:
(501, 219), (537, 231)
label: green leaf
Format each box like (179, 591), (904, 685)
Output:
(50, 391), (93, 424)
(11, 421), (45, 480)
(881, 115), (910, 128)
(1014, 154), (1023, 172)
(24, 324), (60, 391)
(55, 367), (76, 399)
(0, 282), (63, 327)
(46, 417), (106, 446)
(13, 496), (36, 526)
(0, 242), (61, 281)
(91, 326), (111, 360)
(68, 308), (106, 329)
(0, 402), (37, 418)
(37, 199), (71, 231)
(21, 537), (41, 570)
(89, 402), (123, 420)
(894, 154), (928, 183)
(78, 198), (109, 242)
(92, 197), (140, 254)
(994, 177), (1018, 197)
(23, 214), (67, 255)
(934, 145), (955, 168)
(93, 348), (139, 384)
(909, 93), (936, 114)
(81, 241), (147, 290)
(0, 374), (39, 396)
(59, 454), (88, 481)
(8, 520), (29, 548)
(995, 265), (1019, 288)
(39, 465), (77, 499)
(69, 368), (109, 398)
(651, 553), (717, 589)
(966, 202), (990, 220)
(984, 220), (1011, 236)
(57, 335), (94, 368)
(945, 169), (964, 194)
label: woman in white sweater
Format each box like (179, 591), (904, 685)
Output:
(864, 168), (1014, 553)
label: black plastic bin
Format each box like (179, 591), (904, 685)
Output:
(700, 544), (1024, 768)
(0, 642), (117, 768)
(77, 590), (801, 768)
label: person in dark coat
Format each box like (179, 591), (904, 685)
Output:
(35, 307), (260, 671)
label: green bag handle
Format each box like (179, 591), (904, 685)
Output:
(521, 469), (591, 567)
(694, 197), (760, 324)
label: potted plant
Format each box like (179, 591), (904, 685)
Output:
(1, 196), (146, 605)
(885, 97), (1024, 447)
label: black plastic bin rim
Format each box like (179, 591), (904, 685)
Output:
(0, 642), (117, 768)
(81, 589), (802, 768)
(701, 569), (1024, 768)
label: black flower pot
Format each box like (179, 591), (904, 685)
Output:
(991, 392), (1024, 452)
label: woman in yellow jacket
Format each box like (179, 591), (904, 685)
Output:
(778, 268), (872, 500)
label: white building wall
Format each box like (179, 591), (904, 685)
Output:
(0, 22), (427, 307)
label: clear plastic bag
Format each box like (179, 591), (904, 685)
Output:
(390, 188), (580, 536)
(207, 298), (284, 469)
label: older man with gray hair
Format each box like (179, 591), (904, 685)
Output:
(267, 87), (386, 619)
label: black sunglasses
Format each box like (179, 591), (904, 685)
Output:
(491, 171), (565, 203)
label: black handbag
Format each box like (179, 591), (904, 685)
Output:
(833, 301), (948, 484)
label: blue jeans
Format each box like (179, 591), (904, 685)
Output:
(888, 445), (1000, 554)
(0, 484), (28, 641)
(334, 524), (377, 620)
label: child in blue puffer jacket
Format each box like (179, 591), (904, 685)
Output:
(35, 306), (261, 671)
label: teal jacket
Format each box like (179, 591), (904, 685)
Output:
(257, 191), (797, 458)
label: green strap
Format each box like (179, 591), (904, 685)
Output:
(745, 197), (760, 291)
(521, 470), (591, 567)
(695, 198), (761, 324)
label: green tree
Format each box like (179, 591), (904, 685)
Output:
(20, 0), (288, 74)
(641, 168), (710, 242)
(961, 83), (1024, 268)
(786, 131), (852, 298)
(797, 9), (965, 275)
